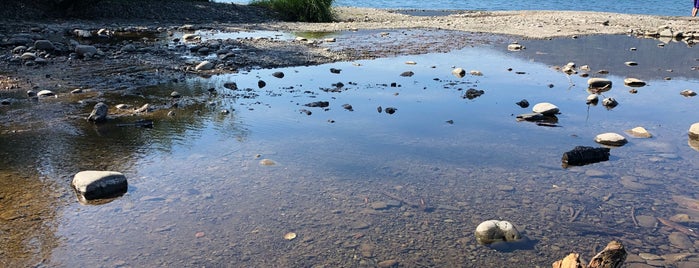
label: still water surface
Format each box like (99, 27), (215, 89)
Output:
(2, 34), (699, 266)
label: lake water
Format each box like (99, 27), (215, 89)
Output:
(3, 24), (699, 268)
(218, 0), (692, 16)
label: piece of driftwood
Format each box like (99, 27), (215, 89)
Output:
(561, 146), (610, 167)
(552, 240), (626, 268)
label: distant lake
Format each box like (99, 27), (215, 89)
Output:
(216, 0), (690, 16)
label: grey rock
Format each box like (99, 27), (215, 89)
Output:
(71, 170), (128, 201)
(75, 45), (98, 58)
(87, 102), (108, 122)
(34, 40), (55, 51)
(272, 71), (284, 78)
(121, 44), (136, 52)
(400, 71), (414, 77)
(668, 232), (693, 249)
(602, 97), (618, 108)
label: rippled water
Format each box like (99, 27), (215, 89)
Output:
(218, 0), (691, 16)
(2, 33), (699, 267)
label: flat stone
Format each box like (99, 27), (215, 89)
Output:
(595, 132), (627, 146)
(620, 176), (648, 191)
(532, 102), (559, 115)
(669, 232), (693, 249)
(588, 78), (612, 89)
(370, 201), (389, 210)
(635, 215), (657, 228)
(625, 127), (652, 138)
(638, 252), (662, 260)
(378, 259), (398, 268)
(507, 43), (523, 51)
(624, 78), (646, 87)
(71, 171), (128, 201)
(37, 90), (55, 97)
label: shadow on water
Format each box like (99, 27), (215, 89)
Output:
(1, 32), (699, 267)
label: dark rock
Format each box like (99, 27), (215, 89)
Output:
(400, 71), (414, 77)
(342, 104), (353, 111)
(463, 88), (485, 99)
(116, 119), (154, 128)
(71, 171), (128, 202)
(75, 45), (98, 58)
(377, 106), (382, 113)
(223, 82), (238, 90)
(272, 71), (284, 78)
(257, 80), (266, 88)
(87, 102), (109, 123)
(34, 40), (55, 51)
(516, 113), (558, 124)
(299, 109), (312, 115)
(516, 99), (529, 108)
(304, 101), (329, 108)
(561, 146), (611, 168)
(330, 68), (341, 74)
(384, 107), (397, 114)
(602, 97), (618, 109)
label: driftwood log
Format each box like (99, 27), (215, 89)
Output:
(552, 240), (627, 268)
(561, 146), (610, 167)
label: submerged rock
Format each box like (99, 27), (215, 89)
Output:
(475, 220), (521, 245)
(595, 132), (628, 146)
(463, 88), (484, 99)
(400, 71), (414, 77)
(71, 171), (128, 202)
(561, 146), (610, 167)
(515, 99), (529, 108)
(304, 101), (329, 108)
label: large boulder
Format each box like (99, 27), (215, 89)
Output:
(475, 220), (521, 244)
(87, 102), (108, 123)
(71, 171), (128, 201)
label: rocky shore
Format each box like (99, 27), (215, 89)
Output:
(1, 1), (698, 129)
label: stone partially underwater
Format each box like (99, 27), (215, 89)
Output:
(71, 170), (128, 205)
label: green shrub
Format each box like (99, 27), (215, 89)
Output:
(251, 0), (334, 22)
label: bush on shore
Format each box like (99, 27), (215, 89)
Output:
(251, 0), (334, 22)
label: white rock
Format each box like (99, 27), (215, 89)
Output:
(71, 170), (127, 201)
(195, 61), (214, 71)
(532, 102), (559, 115)
(689, 123), (699, 140)
(595, 132), (628, 146)
(182, 33), (200, 41)
(324, 38), (336, 42)
(507, 43), (523, 51)
(452, 68), (465, 78)
(20, 52), (36, 60)
(37, 90), (55, 97)
(625, 127), (652, 138)
(474, 220), (521, 244)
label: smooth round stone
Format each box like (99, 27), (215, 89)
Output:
(586, 94), (599, 104)
(689, 123), (699, 140)
(624, 77), (646, 87)
(195, 61), (214, 71)
(588, 78), (612, 88)
(532, 102), (559, 115)
(595, 132), (628, 146)
(37, 90), (55, 97)
(625, 61), (638, 66)
(625, 126), (652, 138)
(474, 220), (521, 244)
(507, 43), (523, 51)
(451, 68), (466, 78)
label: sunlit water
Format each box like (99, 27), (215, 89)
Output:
(217, 0), (691, 16)
(2, 33), (699, 267)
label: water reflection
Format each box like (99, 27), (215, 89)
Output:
(1, 34), (699, 267)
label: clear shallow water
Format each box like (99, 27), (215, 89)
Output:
(219, 0), (691, 16)
(2, 34), (699, 266)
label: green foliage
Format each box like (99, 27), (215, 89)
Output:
(251, 0), (334, 22)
